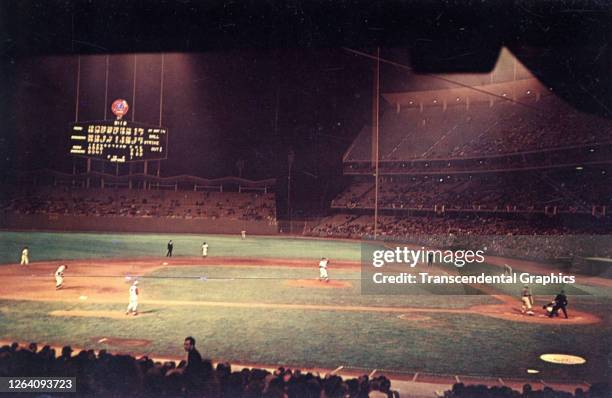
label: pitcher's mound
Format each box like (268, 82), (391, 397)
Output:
(49, 310), (148, 320)
(285, 279), (352, 289)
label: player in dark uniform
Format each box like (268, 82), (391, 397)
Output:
(427, 252), (434, 267)
(166, 240), (174, 257)
(549, 290), (568, 319)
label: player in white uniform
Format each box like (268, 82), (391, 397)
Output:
(521, 285), (534, 315)
(20, 247), (29, 265)
(126, 281), (139, 316)
(202, 242), (209, 257)
(55, 265), (67, 289)
(241, 230), (247, 240)
(318, 257), (329, 282)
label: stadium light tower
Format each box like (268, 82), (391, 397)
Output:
(372, 47), (380, 239)
(287, 149), (295, 231)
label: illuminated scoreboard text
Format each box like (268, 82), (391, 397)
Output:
(69, 120), (168, 162)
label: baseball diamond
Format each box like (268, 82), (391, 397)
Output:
(0, 231), (609, 389)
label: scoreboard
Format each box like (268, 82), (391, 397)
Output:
(69, 120), (168, 163)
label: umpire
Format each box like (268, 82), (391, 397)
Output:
(549, 290), (569, 319)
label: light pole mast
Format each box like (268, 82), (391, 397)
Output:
(373, 47), (380, 239)
(287, 149), (295, 233)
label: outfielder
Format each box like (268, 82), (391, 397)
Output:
(55, 265), (67, 290)
(241, 230), (247, 240)
(126, 281), (139, 316)
(521, 285), (534, 315)
(202, 242), (209, 257)
(318, 257), (329, 282)
(166, 240), (174, 257)
(20, 247), (29, 265)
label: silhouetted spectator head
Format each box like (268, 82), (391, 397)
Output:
(589, 383), (610, 398)
(184, 336), (196, 352)
(61, 346), (72, 359)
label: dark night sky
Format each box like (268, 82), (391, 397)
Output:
(9, 49), (373, 178)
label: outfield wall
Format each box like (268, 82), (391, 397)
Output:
(0, 213), (278, 235)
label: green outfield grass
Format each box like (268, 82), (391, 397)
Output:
(0, 231), (363, 264)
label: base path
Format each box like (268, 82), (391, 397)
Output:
(0, 258), (601, 325)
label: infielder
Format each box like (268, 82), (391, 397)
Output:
(503, 264), (513, 276)
(55, 265), (67, 290)
(318, 257), (329, 282)
(20, 247), (29, 265)
(521, 285), (534, 315)
(126, 281), (139, 316)
(202, 242), (209, 257)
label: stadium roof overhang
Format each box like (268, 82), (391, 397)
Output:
(2, 1), (610, 117)
(382, 78), (548, 109)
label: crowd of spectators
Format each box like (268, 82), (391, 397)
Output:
(332, 169), (610, 215)
(345, 143), (610, 175)
(308, 214), (612, 261)
(0, 186), (276, 223)
(443, 382), (609, 398)
(345, 95), (612, 163)
(0, 342), (608, 398)
(0, 340), (399, 398)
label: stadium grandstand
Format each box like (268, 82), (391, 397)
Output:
(308, 50), (612, 251)
(0, 170), (277, 234)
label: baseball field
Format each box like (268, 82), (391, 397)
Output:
(0, 231), (610, 386)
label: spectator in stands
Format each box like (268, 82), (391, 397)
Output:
(183, 336), (203, 376)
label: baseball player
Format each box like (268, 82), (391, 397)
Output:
(20, 247), (29, 265)
(241, 230), (247, 240)
(503, 264), (513, 276)
(521, 285), (534, 315)
(318, 257), (329, 282)
(549, 290), (569, 319)
(55, 265), (67, 290)
(201, 242), (209, 257)
(166, 240), (174, 257)
(126, 281), (139, 316)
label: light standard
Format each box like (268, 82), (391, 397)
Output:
(287, 149), (295, 233)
